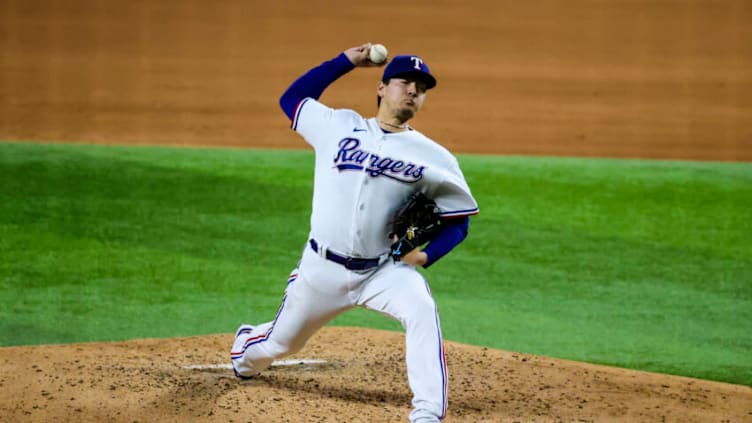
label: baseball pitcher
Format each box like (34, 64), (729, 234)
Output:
(230, 43), (479, 423)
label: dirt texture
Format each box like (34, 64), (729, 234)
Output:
(1, 0), (751, 422)
(1, 328), (750, 423)
(1, 0), (751, 160)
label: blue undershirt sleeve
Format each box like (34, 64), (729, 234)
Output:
(422, 216), (470, 268)
(279, 53), (355, 120)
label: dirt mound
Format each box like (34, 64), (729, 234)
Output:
(1, 327), (749, 422)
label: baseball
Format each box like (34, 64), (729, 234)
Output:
(369, 44), (388, 64)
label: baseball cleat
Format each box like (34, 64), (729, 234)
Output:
(233, 367), (254, 380)
(231, 324), (255, 379)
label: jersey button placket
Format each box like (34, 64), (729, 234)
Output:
(351, 157), (371, 253)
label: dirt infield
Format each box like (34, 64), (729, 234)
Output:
(1, 328), (750, 422)
(1, 0), (751, 160)
(1, 0), (751, 421)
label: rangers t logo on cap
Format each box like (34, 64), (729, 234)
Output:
(382, 55), (437, 89)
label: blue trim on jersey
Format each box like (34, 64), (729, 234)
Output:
(422, 216), (470, 268)
(280, 53), (355, 120)
(291, 98), (310, 131)
(439, 208), (479, 218)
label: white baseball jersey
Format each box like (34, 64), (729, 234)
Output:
(293, 98), (479, 259)
(232, 92), (479, 423)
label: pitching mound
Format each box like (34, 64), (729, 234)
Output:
(1, 327), (749, 422)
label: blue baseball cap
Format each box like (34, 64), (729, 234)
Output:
(381, 55), (437, 89)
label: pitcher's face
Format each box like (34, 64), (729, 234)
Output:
(378, 77), (427, 121)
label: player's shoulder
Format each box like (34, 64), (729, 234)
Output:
(405, 129), (458, 165)
(303, 98), (364, 120)
(333, 107), (366, 123)
(296, 98), (367, 128)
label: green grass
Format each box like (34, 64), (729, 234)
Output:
(1, 141), (750, 386)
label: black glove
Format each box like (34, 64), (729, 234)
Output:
(389, 192), (442, 261)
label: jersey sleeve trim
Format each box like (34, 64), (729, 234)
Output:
(291, 98), (311, 130)
(438, 208), (479, 218)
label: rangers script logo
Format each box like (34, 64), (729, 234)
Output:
(333, 138), (425, 183)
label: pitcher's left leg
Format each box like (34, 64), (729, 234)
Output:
(231, 259), (352, 378)
(357, 264), (448, 422)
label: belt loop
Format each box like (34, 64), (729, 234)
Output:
(317, 242), (327, 259)
(310, 239), (327, 258)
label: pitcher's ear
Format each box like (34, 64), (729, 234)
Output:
(376, 81), (386, 107)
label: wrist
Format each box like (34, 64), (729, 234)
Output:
(407, 250), (428, 267)
(336, 52), (357, 71)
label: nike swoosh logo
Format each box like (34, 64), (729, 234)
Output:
(353, 128), (367, 132)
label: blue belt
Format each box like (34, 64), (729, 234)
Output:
(309, 239), (381, 271)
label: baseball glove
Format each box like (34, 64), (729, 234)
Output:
(389, 192), (442, 261)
